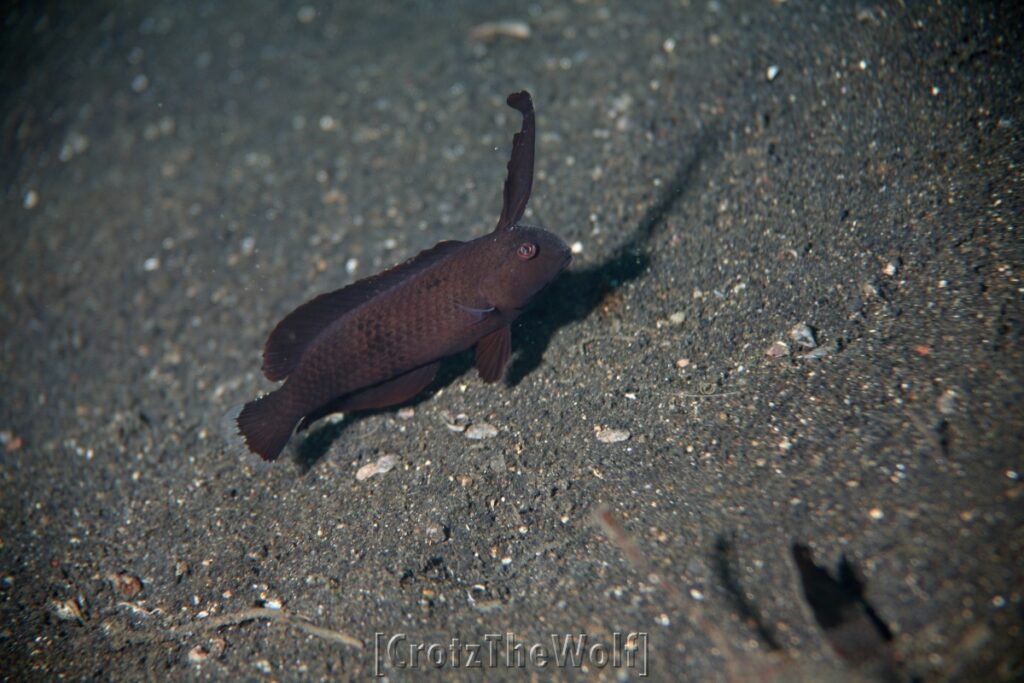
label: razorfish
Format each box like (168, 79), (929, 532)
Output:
(236, 91), (570, 461)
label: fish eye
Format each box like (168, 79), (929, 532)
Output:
(516, 242), (537, 260)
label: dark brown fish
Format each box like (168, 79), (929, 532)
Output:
(237, 91), (570, 461)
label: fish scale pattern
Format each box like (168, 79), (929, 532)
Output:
(282, 245), (495, 417)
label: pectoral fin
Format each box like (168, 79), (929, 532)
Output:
(296, 362), (440, 431)
(458, 303), (497, 324)
(475, 325), (511, 383)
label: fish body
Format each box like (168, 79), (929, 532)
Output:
(237, 92), (570, 461)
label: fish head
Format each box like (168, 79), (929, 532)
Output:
(480, 225), (571, 311)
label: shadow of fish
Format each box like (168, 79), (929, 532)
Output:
(237, 91), (571, 461)
(792, 544), (902, 681)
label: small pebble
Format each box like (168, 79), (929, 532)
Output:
(253, 660), (272, 675)
(766, 65), (781, 82)
(936, 388), (958, 416)
(143, 257), (160, 272)
(596, 427), (630, 444)
(59, 132), (90, 162)
(319, 115), (339, 132)
(883, 261), (898, 277)
(345, 258), (358, 275)
(396, 407), (415, 420)
(356, 454), (398, 481)
(23, 190), (39, 209)
(425, 524), (449, 544)
(469, 19), (531, 41)
(131, 74), (149, 93)
(789, 322), (817, 348)
(158, 116), (175, 136)
(209, 637), (226, 657)
(441, 411), (470, 432)
(868, 507), (884, 520)
(668, 311), (685, 325)
(801, 343), (834, 360)
(766, 341), (790, 358)
(296, 5), (316, 23)
(675, 358), (690, 368)
(465, 422), (498, 440)
(110, 571), (143, 598)
(1, 430), (24, 452)
(175, 560), (189, 580)
(52, 598), (84, 622)
(570, 241), (584, 255)
(188, 645), (210, 664)
(662, 38), (677, 54)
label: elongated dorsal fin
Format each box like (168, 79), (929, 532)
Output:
(495, 91), (535, 232)
(261, 240), (464, 381)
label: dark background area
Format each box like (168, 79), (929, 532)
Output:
(1, 1), (1021, 680)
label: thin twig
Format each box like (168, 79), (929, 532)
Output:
(677, 390), (741, 399)
(591, 506), (807, 682)
(591, 506), (735, 659)
(579, 335), (638, 355)
(906, 410), (946, 457)
(161, 607), (362, 648)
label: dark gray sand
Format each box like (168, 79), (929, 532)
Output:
(2, 2), (1021, 680)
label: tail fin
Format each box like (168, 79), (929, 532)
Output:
(235, 390), (297, 461)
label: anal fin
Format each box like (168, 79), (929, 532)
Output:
(475, 325), (511, 383)
(296, 362), (440, 431)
